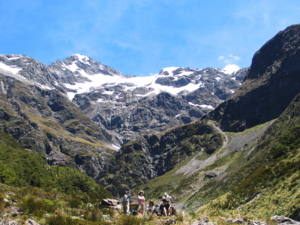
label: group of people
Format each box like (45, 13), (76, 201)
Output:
(122, 190), (174, 216)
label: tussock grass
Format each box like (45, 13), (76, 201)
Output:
(116, 215), (146, 225)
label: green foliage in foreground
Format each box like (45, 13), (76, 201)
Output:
(0, 130), (111, 202)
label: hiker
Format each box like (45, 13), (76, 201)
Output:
(164, 192), (172, 202)
(137, 190), (145, 215)
(161, 199), (172, 216)
(147, 200), (158, 214)
(122, 190), (130, 215)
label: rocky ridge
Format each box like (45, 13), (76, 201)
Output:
(205, 24), (300, 132)
(62, 63), (246, 145)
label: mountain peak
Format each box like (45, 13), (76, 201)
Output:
(71, 54), (90, 64)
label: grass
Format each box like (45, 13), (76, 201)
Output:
(27, 114), (104, 147)
(0, 182), (198, 225)
(194, 96), (300, 219)
(133, 103), (300, 222)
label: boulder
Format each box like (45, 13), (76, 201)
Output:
(205, 172), (219, 178)
(25, 219), (39, 225)
(271, 215), (300, 225)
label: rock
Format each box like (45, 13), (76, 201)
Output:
(232, 218), (244, 223)
(226, 218), (233, 223)
(205, 172), (219, 178)
(6, 206), (22, 213)
(25, 219), (39, 225)
(0, 218), (21, 225)
(43, 214), (51, 218)
(201, 217), (209, 223)
(271, 215), (300, 224)
(5, 193), (15, 197)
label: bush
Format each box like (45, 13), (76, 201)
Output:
(20, 195), (56, 217)
(83, 207), (103, 222)
(46, 215), (74, 225)
(69, 197), (83, 208)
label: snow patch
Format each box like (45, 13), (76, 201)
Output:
(175, 114), (181, 118)
(0, 62), (22, 74)
(102, 91), (114, 95)
(8, 57), (20, 60)
(189, 102), (214, 109)
(111, 144), (120, 150)
(67, 92), (77, 100)
(73, 54), (90, 65)
(64, 70), (202, 100)
(222, 64), (240, 75)
(161, 67), (179, 76)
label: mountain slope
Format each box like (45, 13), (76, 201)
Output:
(205, 24), (300, 132)
(0, 73), (115, 179)
(98, 120), (223, 196)
(196, 92), (300, 220)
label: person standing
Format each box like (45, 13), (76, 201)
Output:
(137, 190), (145, 215)
(122, 190), (130, 215)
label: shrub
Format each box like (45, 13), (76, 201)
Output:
(20, 195), (56, 217)
(69, 197), (83, 208)
(177, 210), (185, 222)
(46, 215), (74, 225)
(83, 207), (103, 222)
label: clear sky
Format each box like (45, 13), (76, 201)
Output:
(0, 0), (299, 76)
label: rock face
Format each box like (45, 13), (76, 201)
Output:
(205, 24), (300, 132)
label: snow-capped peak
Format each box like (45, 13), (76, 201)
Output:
(222, 64), (240, 75)
(160, 67), (180, 75)
(72, 54), (90, 64)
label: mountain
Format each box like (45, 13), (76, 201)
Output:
(97, 24), (300, 221)
(205, 24), (300, 132)
(0, 55), (118, 179)
(0, 52), (245, 184)
(48, 56), (246, 145)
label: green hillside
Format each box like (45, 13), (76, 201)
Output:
(0, 129), (111, 202)
(133, 94), (300, 220)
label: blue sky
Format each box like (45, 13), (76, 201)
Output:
(0, 0), (299, 76)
